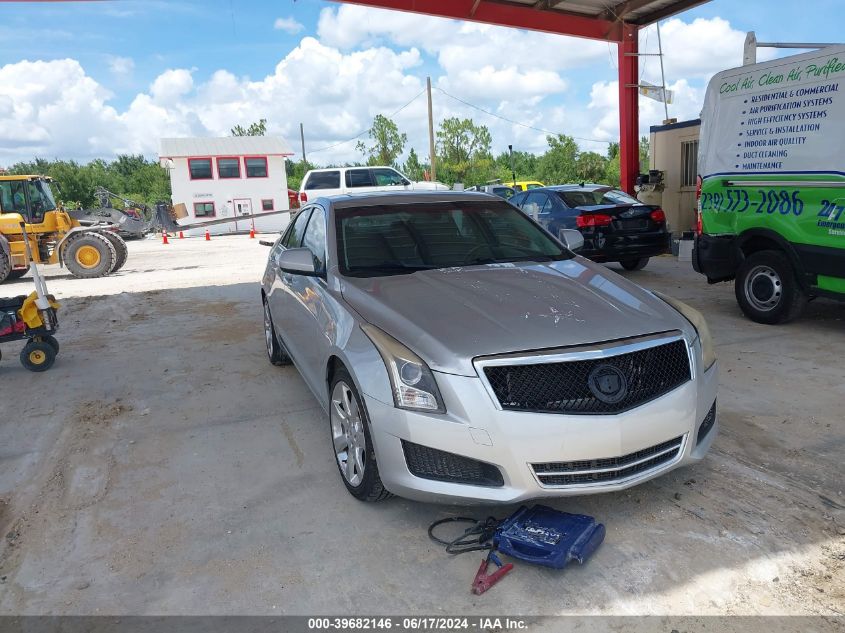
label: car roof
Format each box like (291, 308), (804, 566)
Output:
(305, 166), (396, 173)
(313, 190), (499, 210)
(534, 184), (614, 192)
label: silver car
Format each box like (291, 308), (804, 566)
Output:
(261, 192), (718, 504)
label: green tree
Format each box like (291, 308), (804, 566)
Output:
(436, 117), (493, 186)
(403, 148), (425, 181)
(231, 119), (268, 136)
(285, 158), (315, 191)
(537, 134), (579, 185)
(639, 135), (650, 171)
(356, 114), (407, 167)
(575, 151), (608, 184)
(493, 149), (539, 183)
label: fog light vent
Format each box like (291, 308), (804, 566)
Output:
(697, 400), (717, 446)
(402, 441), (504, 487)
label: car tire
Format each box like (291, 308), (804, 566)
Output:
(735, 250), (807, 324)
(263, 298), (291, 366)
(620, 257), (649, 271)
(329, 365), (392, 502)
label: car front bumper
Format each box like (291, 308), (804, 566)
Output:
(363, 358), (718, 504)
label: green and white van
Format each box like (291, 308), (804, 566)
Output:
(693, 45), (845, 323)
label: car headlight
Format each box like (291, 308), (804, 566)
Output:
(653, 291), (716, 371)
(361, 323), (445, 413)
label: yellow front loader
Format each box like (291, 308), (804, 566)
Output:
(0, 175), (128, 284)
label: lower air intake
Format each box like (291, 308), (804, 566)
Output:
(402, 441), (504, 487)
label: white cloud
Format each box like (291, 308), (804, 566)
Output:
(0, 11), (761, 170)
(108, 55), (134, 77)
(274, 16), (304, 35)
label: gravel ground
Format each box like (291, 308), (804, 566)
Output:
(0, 235), (842, 617)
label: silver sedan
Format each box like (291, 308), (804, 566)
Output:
(261, 192), (718, 504)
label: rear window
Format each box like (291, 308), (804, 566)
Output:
(305, 171), (340, 190)
(556, 188), (640, 207)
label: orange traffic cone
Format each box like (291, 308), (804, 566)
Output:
(249, 227), (255, 239)
(178, 231), (184, 239)
(162, 231), (169, 245)
(205, 230), (211, 241)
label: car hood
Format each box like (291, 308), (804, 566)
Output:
(410, 181), (450, 191)
(340, 257), (691, 376)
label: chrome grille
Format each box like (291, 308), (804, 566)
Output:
(482, 338), (691, 415)
(532, 436), (684, 487)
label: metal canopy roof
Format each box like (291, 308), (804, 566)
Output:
(499, 0), (711, 28)
(332, 1), (712, 42)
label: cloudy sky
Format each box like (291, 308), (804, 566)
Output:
(0, 0), (841, 167)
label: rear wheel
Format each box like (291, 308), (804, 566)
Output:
(735, 250), (807, 324)
(7, 269), (27, 280)
(0, 250), (10, 283)
(39, 335), (60, 354)
(620, 257), (649, 271)
(64, 232), (117, 279)
(102, 232), (128, 272)
(329, 366), (391, 502)
(20, 340), (56, 372)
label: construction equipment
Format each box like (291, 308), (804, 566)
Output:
(68, 186), (150, 240)
(0, 223), (60, 372)
(0, 175), (128, 284)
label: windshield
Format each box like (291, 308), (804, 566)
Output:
(556, 188), (640, 207)
(335, 200), (572, 277)
(29, 179), (58, 214)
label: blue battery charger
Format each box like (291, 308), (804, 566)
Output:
(494, 505), (605, 569)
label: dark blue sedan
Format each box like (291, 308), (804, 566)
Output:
(510, 184), (670, 270)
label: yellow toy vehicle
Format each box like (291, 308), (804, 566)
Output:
(0, 174), (128, 284)
(0, 222), (60, 372)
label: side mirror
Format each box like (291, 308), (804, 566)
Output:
(277, 247), (317, 276)
(259, 239), (275, 247)
(559, 229), (584, 252)
(402, 179), (411, 186)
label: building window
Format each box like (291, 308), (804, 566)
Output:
(681, 140), (699, 188)
(261, 199), (274, 211)
(217, 157), (241, 179)
(194, 202), (215, 217)
(188, 158), (213, 180)
(245, 156), (268, 178)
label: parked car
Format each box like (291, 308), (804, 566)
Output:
(260, 191), (718, 504)
(465, 184), (515, 199)
(299, 166), (448, 204)
(510, 184), (670, 270)
(506, 180), (545, 192)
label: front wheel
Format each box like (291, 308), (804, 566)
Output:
(20, 340), (56, 372)
(329, 366), (391, 502)
(620, 257), (649, 271)
(735, 250), (807, 324)
(64, 232), (117, 279)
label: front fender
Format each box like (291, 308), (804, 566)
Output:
(329, 322), (394, 408)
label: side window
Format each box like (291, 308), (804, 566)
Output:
(372, 168), (407, 186)
(0, 181), (27, 216)
(302, 207), (327, 273)
(283, 208), (313, 248)
(346, 169), (374, 188)
(523, 191), (544, 217)
(538, 194), (552, 213)
(304, 171), (340, 190)
(510, 192), (527, 208)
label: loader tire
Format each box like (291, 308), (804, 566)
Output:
(7, 269), (27, 280)
(0, 249), (10, 283)
(102, 232), (128, 273)
(64, 232), (117, 279)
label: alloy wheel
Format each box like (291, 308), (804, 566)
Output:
(330, 381), (366, 486)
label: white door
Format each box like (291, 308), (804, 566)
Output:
(233, 198), (253, 232)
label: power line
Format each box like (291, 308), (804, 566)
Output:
(309, 88), (427, 155)
(433, 86), (611, 144)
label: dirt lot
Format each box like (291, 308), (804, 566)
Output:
(0, 235), (842, 617)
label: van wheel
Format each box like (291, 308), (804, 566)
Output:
(735, 250), (807, 324)
(620, 257), (649, 271)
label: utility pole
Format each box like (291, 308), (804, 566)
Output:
(299, 122), (307, 164)
(508, 144), (516, 184)
(426, 77), (437, 182)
